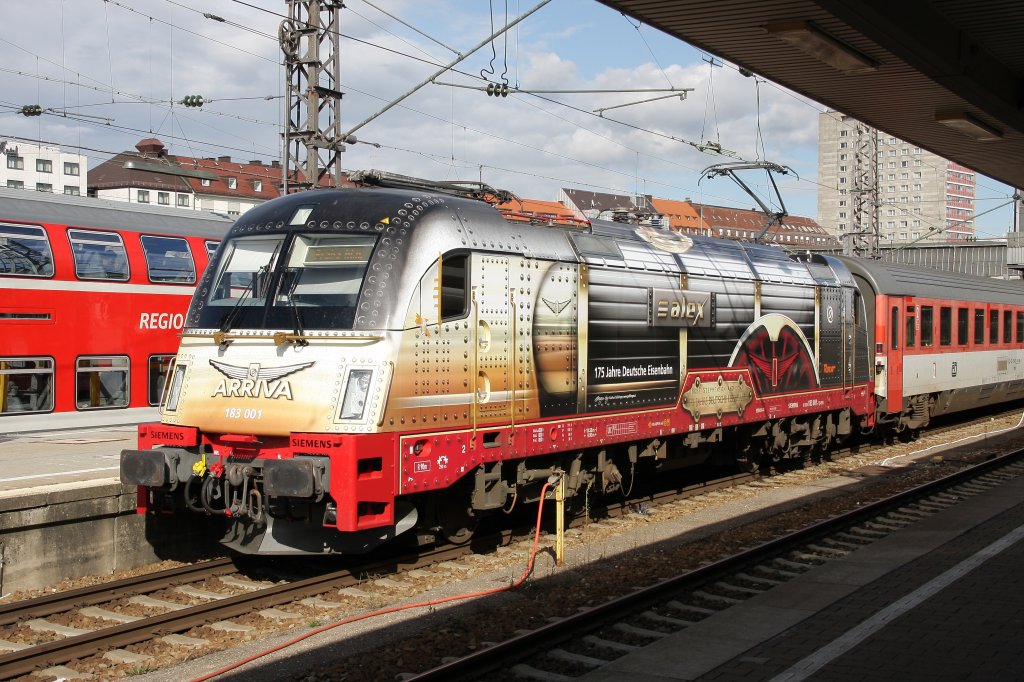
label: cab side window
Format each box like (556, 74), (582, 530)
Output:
(440, 254), (469, 320)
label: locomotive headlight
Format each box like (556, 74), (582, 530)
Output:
(164, 363), (187, 412)
(339, 369), (373, 420)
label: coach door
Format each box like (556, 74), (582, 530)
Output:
(472, 253), (513, 426)
(886, 298), (905, 413)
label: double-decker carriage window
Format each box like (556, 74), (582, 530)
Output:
(990, 309), (999, 345)
(0, 224), (54, 277)
(148, 355), (176, 405)
(920, 306), (933, 347)
(68, 229), (129, 281)
(1004, 311), (1013, 344)
(441, 253), (469, 320)
(140, 235), (196, 283)
(905, 306), (916, 348)
(75, 356), (129, 410)
(939, 307), (951, 346)
(975, 309), (986, 344)
(0, 358), (54, 414)
(957, 308), (969, 345)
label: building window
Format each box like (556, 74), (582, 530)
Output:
(36, 159), (52, 173)
(76, 356), (129, 410)
(227, 177), (237, 190)
(138, 190), (150, 203)
(7, 155), (24, 170)
(64, 186), (80, 196)
(6, 180), (23, 189)
(252, 180), (262, 192)
(0, 223), (54, 276)
(64, 162), (80, 176)
(201, 178), (211, 187)
(36, 183), (52, 192)
(140, 234), (196, 283)
(158, 192), (170, 205)
(177, 194), (190, 207)
(0, 358), (54, 414)
(68, 228), (129, 281)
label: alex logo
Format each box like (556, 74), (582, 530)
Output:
(657, 297), (706, 323)
(648, 288), (714, 328)
(209, 359), (314, 400)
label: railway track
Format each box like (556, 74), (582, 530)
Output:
(0, 470), (752, 681)
(404, 450), (1024, 681)
(1, 406), (1018, 680)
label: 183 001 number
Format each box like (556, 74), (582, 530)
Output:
(224, 407), (263, 419)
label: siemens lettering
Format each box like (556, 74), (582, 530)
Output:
(140, 312), (185, 330)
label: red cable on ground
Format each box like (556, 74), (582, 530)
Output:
(190, 480), (555, 682)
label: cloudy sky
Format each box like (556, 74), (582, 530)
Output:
(0, 0), (1016, 233)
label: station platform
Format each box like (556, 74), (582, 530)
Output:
(0, 424), (219, 596)
(0, 425), (136, 494)
(578, 458), (1024, 681)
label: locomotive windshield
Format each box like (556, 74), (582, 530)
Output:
(193, 232), (376, 331)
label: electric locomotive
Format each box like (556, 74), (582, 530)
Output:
(122, 178), (882, 554)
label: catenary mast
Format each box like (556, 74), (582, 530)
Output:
(280, 0), (345, 193)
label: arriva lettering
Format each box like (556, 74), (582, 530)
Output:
(212, 378), (295, 400)
(140, 312), (185, 330)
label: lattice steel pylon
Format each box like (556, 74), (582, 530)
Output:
(280, 1), (345, 193)
(847, 121), (880, 258)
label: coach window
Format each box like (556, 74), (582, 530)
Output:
(148, 355), (175, 405)
(890, 306), (899, 350)
(939, 307), (951, 346)
(920, 306), (933, 347)
(441, 253), (469, 320)
(1004, 311), (1013, 344)
(0, 358), (54, 414)
(75, 356), (129, 410)
(990, 310), (999, 345)
(0, 223), (54, 277)
(1017, 312), (1024, 344)
(205, 240), (219, 262)
(975, 309), (986, 345)
(140, 235), (196, 284)
(905, 306), (916, 348)
(68, 229), (129, 281)
(957, 308), (969, 345)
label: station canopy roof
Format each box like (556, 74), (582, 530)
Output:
(598, 0), (1024, 190)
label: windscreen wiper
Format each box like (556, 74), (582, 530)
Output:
(280, 267), (309, 346)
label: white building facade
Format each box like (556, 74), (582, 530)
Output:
(818, 111), (975, 245)
(1, 137), (88, 197)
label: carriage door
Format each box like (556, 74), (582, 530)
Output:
(886, 298), (905, 413)
(472, 253), (513, 426)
